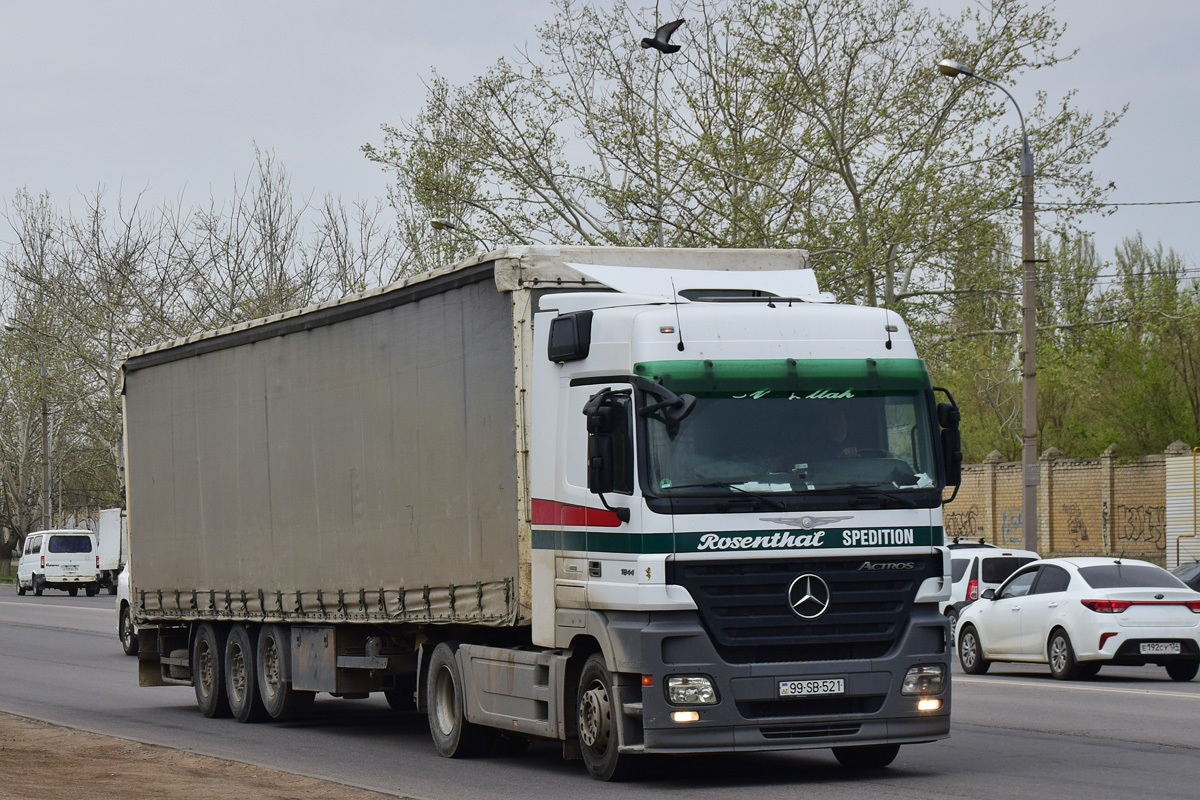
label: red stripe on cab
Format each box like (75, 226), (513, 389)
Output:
(531, 498), (624, 528)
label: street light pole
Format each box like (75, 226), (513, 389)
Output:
(40, 359), (50, 530)
(937, 58), (1039, 553)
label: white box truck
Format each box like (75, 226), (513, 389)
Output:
(123, 246), (960, 780)
(95, 507), (127, 594)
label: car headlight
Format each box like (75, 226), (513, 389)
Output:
(667, 675), (718, 705)
(902, 664), (946, 695)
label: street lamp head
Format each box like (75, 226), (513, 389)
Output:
(936, 58), (975, 79)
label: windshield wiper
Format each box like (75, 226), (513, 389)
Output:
(801, 483), (922, 508)
(660, 481), (787, 511)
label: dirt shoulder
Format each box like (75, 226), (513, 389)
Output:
(0, 712), (408, 800)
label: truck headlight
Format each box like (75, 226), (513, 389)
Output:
(901, 664), (945, 695)
(667, 675), (718, 705)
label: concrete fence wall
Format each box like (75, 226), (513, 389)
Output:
(945, 442), (1191, 566)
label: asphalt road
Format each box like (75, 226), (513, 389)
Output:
(2, 585), (1198, 799)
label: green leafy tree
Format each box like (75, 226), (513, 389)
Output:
(365, 0), (1121, 321)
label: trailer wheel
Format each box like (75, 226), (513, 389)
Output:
(193, 623), (231, 718)
(225, 624), (268, 723)
(119, 603), (138, 656)
(427, 642), (493, 757)
(577, 653), (637, 781)
(257, 624), (314, 720)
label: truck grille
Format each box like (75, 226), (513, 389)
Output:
(667, 554), (938, 663)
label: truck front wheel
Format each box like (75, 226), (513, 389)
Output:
(427, 642), (493, 757)
(577, 654), (636, 781)
(225, 624), (268, 723)
(192, 623), (231, 718)
(256, 624), (314, 720)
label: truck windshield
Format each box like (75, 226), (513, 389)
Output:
(636, 358), (938, 498)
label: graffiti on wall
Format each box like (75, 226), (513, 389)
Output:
(1114, 504), (1166, 550)
(1063, 503), (1090, 550)
(1000, 511), (1022, 548)
(945, 505), (982, 541)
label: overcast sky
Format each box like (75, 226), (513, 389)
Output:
(2, 1), (1197, 276)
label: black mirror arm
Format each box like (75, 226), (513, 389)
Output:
(596, 493), (630, 524)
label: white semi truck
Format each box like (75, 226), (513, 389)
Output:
(122, 246), (961, 780)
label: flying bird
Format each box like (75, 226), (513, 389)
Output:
(641, 19), (685, 54)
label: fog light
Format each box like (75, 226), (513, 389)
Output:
(671, 710), (701, 723)
(917, 698), (941, 711)
(667, 675), (718, 705)
(902, 664), (946, 695)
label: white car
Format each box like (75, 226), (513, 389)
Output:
(115, 564), (138, 656)
(957, 557), (1200, 681)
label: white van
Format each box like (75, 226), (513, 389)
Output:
(16, 529), (101, 597)
(941, 540), (1040, 642)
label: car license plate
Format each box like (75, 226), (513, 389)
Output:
(62, 565), (77, 572)
(779, 678), (845, 697)
(1139, 642), (1181, 655)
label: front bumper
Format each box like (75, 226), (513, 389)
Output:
(604, 606), (951, 754)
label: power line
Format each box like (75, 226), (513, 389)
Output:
(1038, 199), (1200, 209)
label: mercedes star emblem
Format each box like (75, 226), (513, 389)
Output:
(787, 574), (832, 619)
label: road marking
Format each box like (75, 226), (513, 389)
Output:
(0, 600), (109, 614)
(956, 675), (1200, 700)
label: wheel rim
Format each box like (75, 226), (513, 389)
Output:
(579, 679), (612, 752)
(433, 666), (457, 736)
(1050, 636), (1068, 672)
(961, 631), (977, 669)
(229, 642), (248, 704)
(120, 611), (131, 647)
(261, 636), (282, 701)
(198, 640), (216, 696)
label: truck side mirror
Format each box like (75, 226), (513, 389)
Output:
(585, 402), (617, 495)
(582, 389), (632, 522)
(937, 400), (962, 488)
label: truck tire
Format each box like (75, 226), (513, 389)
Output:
(192, 622), (231, 718)
(34, 576), (43, 596)
(108, 581), (118, 596)
(119, 603), (138, 657)
(68, 586), (79, 597)
(256, 624), (314, 720)
(16, 580), (25, 596)
(427, 642), (493, 757)
(85, 584), (98, 597)
(225, 624), (268, 723)
(577, 653), (637, 781)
